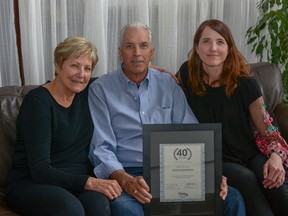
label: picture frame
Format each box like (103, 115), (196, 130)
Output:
(143, 123), (222, 216)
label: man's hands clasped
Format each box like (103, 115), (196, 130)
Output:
(109, 170), (152, 203)
(123, 176), (152, 204)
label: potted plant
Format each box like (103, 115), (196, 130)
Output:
(246, 0), (288, 101)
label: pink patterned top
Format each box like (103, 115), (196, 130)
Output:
(253, 104), (288, 179)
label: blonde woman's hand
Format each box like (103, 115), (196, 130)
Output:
(85, 177), (122, 200)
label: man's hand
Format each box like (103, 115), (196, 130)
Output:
(263, 153), (286, 189)
(110, 170), (152, 204)
(219, 176), (228, 200)
(124, 176), (152, 204)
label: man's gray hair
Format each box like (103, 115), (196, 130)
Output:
(119, 22), (152, 48)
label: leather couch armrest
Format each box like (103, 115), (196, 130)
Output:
(273, 102), (288, 142)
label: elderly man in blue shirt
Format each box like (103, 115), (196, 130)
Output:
(88, 22), (245, 216)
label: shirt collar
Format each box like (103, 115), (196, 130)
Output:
(117, 66), (151, 88)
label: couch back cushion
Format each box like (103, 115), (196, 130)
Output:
(250, 62), (284, 112)
(0, 85), (37, 194)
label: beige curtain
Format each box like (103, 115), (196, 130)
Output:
(1, 0), (260, 86)
(0, 0), (21, 86)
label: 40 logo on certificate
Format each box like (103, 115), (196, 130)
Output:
(143, 123), (222, 216)
(159, 143), (205, 202)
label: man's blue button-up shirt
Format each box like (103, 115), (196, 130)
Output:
(88, 67), (198, 179)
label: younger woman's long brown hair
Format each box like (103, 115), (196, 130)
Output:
(188, 19), (250, 97)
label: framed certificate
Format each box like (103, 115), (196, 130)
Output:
(143, 123), (222, 216)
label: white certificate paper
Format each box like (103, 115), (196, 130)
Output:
(159, 143), (205, 202)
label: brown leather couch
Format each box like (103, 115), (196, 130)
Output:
(0, 62), (288, 215)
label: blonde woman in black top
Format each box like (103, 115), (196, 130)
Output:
(5, 36), (122, 216)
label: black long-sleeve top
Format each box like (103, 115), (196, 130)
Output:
(5, 83), (94, 194)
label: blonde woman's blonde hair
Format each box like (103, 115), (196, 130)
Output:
(54, 36), (98, 75)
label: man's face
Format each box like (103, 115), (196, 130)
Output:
(118, 27), (154, 81)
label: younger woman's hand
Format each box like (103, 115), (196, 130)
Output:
(263, 153), (286, 189)
(149, 65), (179, 84)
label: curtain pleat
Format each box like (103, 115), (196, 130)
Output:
(0, 0), (21, 86)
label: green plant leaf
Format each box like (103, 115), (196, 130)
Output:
(246, 0), (288, 101)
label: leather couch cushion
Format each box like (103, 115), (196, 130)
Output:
(250, 62), (284, 112)
(0, 85), (37, 216)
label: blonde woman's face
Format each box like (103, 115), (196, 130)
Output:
(196, 26), (228, 70)
(54, 54), (92, 94)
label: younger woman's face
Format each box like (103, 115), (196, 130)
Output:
(196, 26), (229, 70)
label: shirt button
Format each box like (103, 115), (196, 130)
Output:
(141, 111), (145, 115)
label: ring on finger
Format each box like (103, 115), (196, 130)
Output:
(134, 190), (138, 194)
